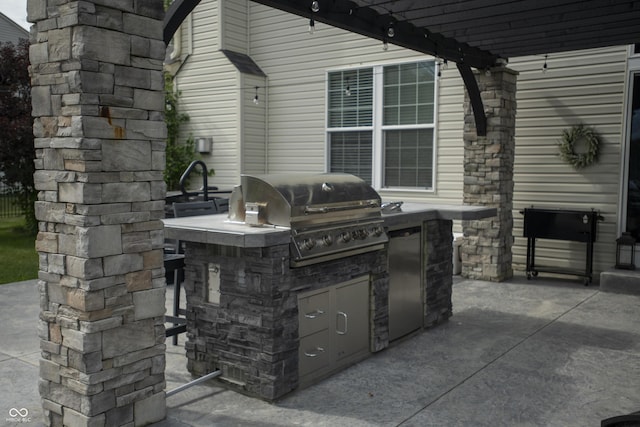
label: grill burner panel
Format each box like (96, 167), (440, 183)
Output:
(291, 219), (387, 266)
(228, 173), (388, 266)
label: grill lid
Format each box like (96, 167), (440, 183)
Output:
(228, 173), (382, 227)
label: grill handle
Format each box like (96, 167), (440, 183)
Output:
(304, 347), (325, 358)
(304, 309), (325, 319)
(336, 311), (348, 335)
(305, 201), (379, 214)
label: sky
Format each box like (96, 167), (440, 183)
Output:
(0, 0), (29, 30)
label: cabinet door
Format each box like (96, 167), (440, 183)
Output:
(334, 277), (370, 362)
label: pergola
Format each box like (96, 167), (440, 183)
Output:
(164, 0), (640, 136)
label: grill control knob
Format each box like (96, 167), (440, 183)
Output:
(373, 226), (384, 237)
(322, 235), (333, 246)
(301, 238), (316, 250)
(339, 232), (352, 243)
(353, 229), (367, 239)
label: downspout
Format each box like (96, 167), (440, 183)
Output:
(169, 22), (182, 62)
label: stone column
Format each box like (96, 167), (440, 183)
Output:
(29, 1), (167, 425)
(461, 67), (518, 282)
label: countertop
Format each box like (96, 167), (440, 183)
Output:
(162, 203), (497, 247)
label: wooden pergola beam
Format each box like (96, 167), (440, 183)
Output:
(163, 0), (202, 45)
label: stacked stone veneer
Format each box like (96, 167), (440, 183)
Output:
(180, 218), (453, 401)
(29, 1), (168, 425)
(462, 67), (518, 282)
(424, 219), (453, 326)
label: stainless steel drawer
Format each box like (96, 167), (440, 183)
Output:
(298, 290), (330, 337)
(298, 329), (331, 377)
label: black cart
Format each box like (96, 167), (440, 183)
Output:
(522, 208), (602, 285)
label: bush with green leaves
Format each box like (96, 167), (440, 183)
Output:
(163, 73), (197, 191)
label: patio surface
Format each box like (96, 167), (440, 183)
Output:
(1, 275), (639, 426)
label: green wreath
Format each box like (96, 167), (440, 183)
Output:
(558, 124), (600, 169)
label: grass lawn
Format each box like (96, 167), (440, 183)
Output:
(0, 217), (38, 284)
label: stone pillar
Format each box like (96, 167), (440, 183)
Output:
(461, 67), (518, 282)
(29, 1), (167, 425)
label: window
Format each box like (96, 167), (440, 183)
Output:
(327, 61), (437, 190)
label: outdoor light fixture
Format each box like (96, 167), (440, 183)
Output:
(542, 54), (548, 73)
(615, 232), (636, 270)
(253, 86), (259, 105)
(196, 137), (213, 154)
(308, 1), (319, 33)
(386, 22), (395, 38)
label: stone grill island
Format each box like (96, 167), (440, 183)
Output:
(163, 175), (495, 401)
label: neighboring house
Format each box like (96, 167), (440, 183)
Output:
(167, 0), (640, 278)
(0, 11), (28, 44)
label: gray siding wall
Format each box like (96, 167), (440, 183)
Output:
(220, 0), (248, 54)
(508, 47), (626, 275)
(0, 13), (28, 44)
(240, 72), (267, 174)
(174, 0), (242, 189)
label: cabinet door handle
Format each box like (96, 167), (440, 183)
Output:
(304, 309), (325, 319)
(304, 346), (325, 357)
(336, 311), (348, 335)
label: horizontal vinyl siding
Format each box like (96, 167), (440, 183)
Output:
(249, 4), (466, 203)
(509, 46), (627, 276)
(0, 16), (28, 44)
(221, 0), (248, 54)
(241, 73), (267, 174)
(175, 0), (241, 190)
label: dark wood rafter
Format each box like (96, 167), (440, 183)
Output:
(456, 62), (487, 137)
(164, 0), (202, 45)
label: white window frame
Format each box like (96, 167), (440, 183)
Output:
(325, 59), (439, 193)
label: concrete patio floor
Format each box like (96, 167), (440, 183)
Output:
(2, 275), (639, 426)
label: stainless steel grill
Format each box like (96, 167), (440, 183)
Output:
(228, 173), (388, 266)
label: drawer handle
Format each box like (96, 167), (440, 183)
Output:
(304, 309), (325, 319)
(304, 346), (325, 357)
(336, 311), (348, 335)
